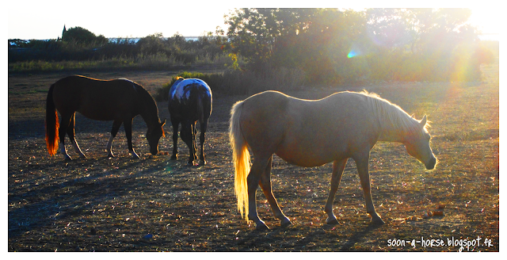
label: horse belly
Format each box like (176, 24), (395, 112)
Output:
(77, 103), (124, 121)
(276, 136), (344, 167)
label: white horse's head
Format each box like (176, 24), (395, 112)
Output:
(403, 115), (437, 170)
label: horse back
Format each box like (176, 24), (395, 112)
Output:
(239, 91), (293, 154)
(52, 75), (142, 120)
(168, 79), (212, 122)
(240, 91), (381, 166)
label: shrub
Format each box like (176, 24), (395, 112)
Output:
(155, 67), (307, 101)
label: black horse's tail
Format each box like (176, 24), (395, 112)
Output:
(196, 87), (212, 123)
(197, 93), (205, 123)
(45, 84), (59, 156)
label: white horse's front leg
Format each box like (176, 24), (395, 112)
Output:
(354, 153), (384, 225)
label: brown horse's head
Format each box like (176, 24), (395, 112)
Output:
(147, 119), (166, 155)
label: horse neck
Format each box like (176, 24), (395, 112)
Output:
(374, 100), (415, 143)
(137, 88), (160, 128)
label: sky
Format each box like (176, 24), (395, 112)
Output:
(4, 0), (503, 40)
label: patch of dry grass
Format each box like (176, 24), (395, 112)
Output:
(8, 66), (498, 251)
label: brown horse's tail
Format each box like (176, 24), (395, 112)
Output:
(45, 84), (59, 156)
(229, 100), (250, 220)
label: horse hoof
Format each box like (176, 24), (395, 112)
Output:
(371, 217), (385, 225)
(326, 217), (339, 225)
(200, 160), (207, 165)
(280, 218), (292, 228)
(170, 155), (177, 160)
(255, 222), (270, 231)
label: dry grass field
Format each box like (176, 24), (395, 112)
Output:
(8, 65), (499, 251)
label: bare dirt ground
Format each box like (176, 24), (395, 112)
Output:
(8, 66), (499, 251)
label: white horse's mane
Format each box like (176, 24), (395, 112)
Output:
(356, 90), (425, 133)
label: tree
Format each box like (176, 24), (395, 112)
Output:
(223, 8), (483, 84)
(225, 8), (315, 72)
(137, 33), (167, 55)
(62, 26), (108, 46)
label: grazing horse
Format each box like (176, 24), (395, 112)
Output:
(168, 77), (212, 165)
(45, 75), (166, 160)
(229, 90), (437, 230)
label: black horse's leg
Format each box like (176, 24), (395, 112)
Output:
(107, 119), (122, 157)
(123, 118), (139, 159)
(66, 113), (86, 158)
(58, 112), (73, 161)
(180, 122), (196, 165)
(258, 156), (291, 227)
(324, 158), (348, 224)
(198, 119), (208, 165)
(192, 121), (198, 163)
(170, 118), (180, 160)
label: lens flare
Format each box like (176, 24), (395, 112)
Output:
(347, 50), (359, 58)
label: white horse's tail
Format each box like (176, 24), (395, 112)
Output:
(229, 100), (250, 220)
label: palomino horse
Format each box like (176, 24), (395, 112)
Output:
(45, 75), (166, 160)
(168, 77), (212, 165)
(229, 90), (437, 230)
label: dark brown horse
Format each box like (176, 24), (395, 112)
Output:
(45, 75), (166, 160)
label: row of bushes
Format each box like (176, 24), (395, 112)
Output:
(9, 32), (227, 68)
(155, 67), (306, 101)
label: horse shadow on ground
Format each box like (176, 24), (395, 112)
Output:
(8, 114), (148, 141)
(233, 222), (382, 251)
(8, 158), (171, 239)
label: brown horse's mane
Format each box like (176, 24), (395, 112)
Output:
(130, 81), (161, 124)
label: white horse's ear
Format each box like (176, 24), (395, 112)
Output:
(420, 115), (427, 127)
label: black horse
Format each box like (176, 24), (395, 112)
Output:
(168, 77), (212, 165)
(45, 75), (166, 160)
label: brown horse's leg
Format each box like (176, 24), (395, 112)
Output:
(107, 119), (122, 157)
(58, 112), (73, 161)
(66, 113), (86, 158)
(324, 158), (348, 224)
(353, 152), (384, 225)
(247, 155), (272, 230)
(198, 120), (208, 165)
(170, 119), (180, 160)
(259, 156), (291, 227)
(123, 118), (139, 159)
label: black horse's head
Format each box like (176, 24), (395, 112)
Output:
(146, 119), (166, 155)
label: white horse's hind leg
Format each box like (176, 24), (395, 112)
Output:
(247, 155), (272, 230)
(324, 158), (348, 224)
(259, 156), (292, 228)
